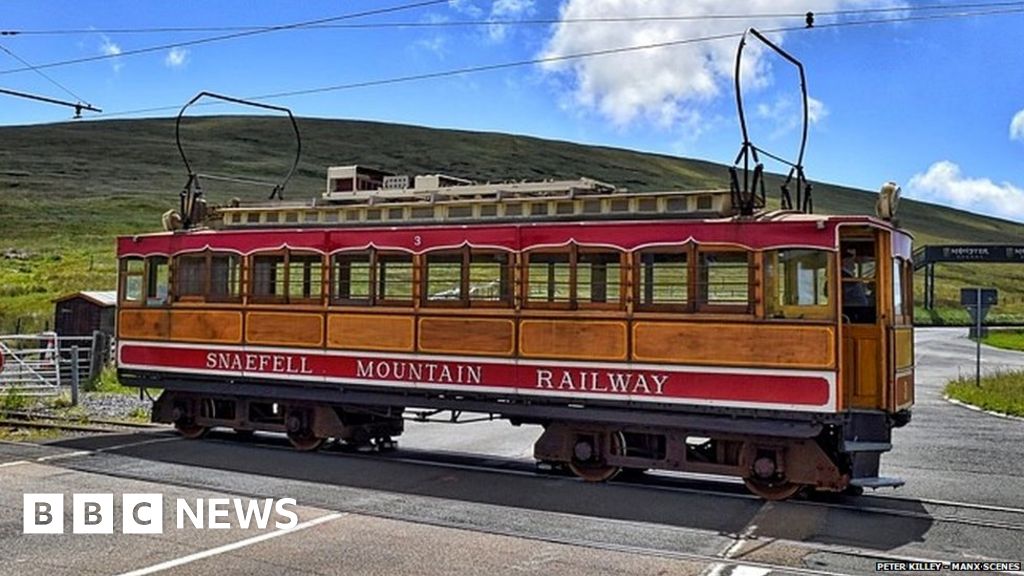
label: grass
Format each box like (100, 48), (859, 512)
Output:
(981, 329), (1024, 352)
(4, 115), (1024, 330)
(87, 365), (136, 394)
(946, 370), (1024, 417)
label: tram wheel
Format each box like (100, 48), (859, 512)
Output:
(743, 478), (803, 501)
(287, 431), (326, 452)
(174, 421), (209, 440)
(568, 431), (625, 483)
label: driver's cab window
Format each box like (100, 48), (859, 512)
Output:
(840, 240), (876, 323)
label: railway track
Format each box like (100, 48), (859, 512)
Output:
(173, 430), (1024, 536)
(0, 410), (167, 434)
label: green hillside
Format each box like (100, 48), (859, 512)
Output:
(2, 116), (1023, 331)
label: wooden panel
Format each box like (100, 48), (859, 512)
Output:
(246, 312), (323, 347)
(894, 327), (914, 370)
(328, 314), (414, 352)
(169, 310), (243, 344)
(895, 372), (914, 409)
(118, 309), (170, 340)
(520, 320), (627, 361)
(633, 322), (835, 369)
(855, 340), (880, 400)
(419, 317), (515, 356)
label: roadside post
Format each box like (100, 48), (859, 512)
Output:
(71, 345), (80, 406)
(961, 287), (998, 387)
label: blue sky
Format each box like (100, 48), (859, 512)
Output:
(1, 0), (1023, 222)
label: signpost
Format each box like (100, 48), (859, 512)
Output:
(961, 287), (998, 387)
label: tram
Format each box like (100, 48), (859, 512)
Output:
(116, 161), (914, 500)
(115, 32), (914, 500)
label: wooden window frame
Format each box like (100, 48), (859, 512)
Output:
(467, 250), (512, 308)
(633, 246), (693, 313)
(523, 248), (574, 310)
(248, 250), (325, 305)
(696, 248), (753, 313)
(145, 256), (170, 307)
(422, 250), (466, 308)
(764, 249), (834, 321)
(375, 251), (415, 307)
(119, 257), (146, 306)
(287, 252), (326, 305)
(173, 252), (209, 303)
(207, 252), (243, 303)
(330, 251), (374, 306)
(575, 248), (626, 310)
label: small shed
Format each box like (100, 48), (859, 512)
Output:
(53, 291), (117, 337)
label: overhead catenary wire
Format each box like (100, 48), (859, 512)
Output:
(0, 0), (450, 77)
(93, 4), (1024, 120)
(3, 0), (1023, 36)
(0, 42), (92, 106)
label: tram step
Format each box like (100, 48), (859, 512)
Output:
(842, 440), (893, 453)
(851, 476), (906, 489)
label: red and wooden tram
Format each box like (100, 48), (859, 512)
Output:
(116, 164), (914, 500)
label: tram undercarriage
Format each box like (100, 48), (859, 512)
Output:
(145, 379), (897, 501)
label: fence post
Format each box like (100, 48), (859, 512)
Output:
(71, 345), (80, 406)
(89, 331), (107, 382)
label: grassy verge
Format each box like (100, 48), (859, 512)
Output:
(945, 370), (1024, 417)
(980, 329), (1024, 352)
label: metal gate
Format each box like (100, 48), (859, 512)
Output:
(0, 332), (62, 396)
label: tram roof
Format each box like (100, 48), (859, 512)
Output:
(119, 212), (909, 259)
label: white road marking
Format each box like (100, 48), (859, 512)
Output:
(35, 450), (90, 462)
(114, 512), (345, 576)
(0, 460), (28, 468)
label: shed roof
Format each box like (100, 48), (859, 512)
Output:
(54, 291), (118, 307)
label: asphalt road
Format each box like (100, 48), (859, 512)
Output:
(0, 327), (1021, 576)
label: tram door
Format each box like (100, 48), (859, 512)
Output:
(840, 232), (886, 409)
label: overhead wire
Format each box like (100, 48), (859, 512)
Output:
(3, 1), (1023, 36)
(0, 0), (450, 76)
(0, 42), (92, 105)
(92, 4), (1024, 120)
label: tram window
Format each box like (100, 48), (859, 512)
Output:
(840, 241), (877, 323)
(893, 257), (912, 320)
(697, 251), (750, 308)
(209, 254), (241, 300)
(526, 252), (572, 306)
(288, 254), (324, 302)
(577, 252), (623, 306)
(377, 253), (414, 304)
(423, 252), (462, 303)
(251, 255), (286, 300)
(176, 255), (206, 298)
(765, 250), (831, 319)
(468, 252), (511, 304)
(636, 251), (689, 309)
(332, 252), (372, 304)
(121, 258), (144, 303)
(146, 257), (169, 306)
(173, 252), (241, 302)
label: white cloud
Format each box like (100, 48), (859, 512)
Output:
(907, 161), (1024, 221)
(489, 0), (535, 41)
(165, 47), (189, 68)
(539, 0), (896, 128)
(449, 0), (535, 42)
(99, 35), (123, 72)
(1011, 108), (1024, 142)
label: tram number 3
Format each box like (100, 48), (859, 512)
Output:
(413, 235), (422, 247)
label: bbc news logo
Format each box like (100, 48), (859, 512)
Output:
(24, 494), (299, 534)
